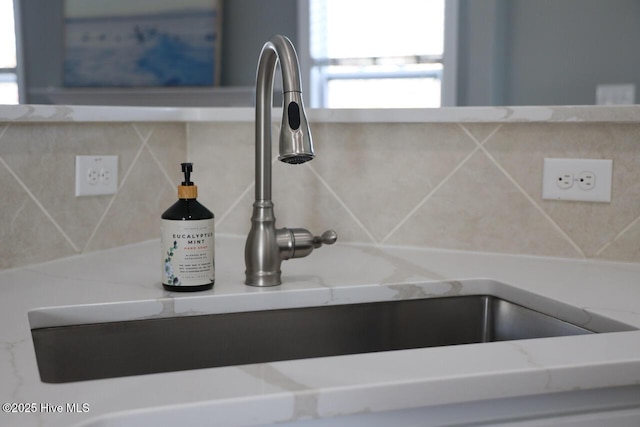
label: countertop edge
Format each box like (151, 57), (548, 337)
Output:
(2, 105), (640, 123)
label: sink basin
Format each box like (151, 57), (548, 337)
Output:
(30, 294), (624, 384)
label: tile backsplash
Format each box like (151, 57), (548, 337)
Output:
(1, 117), (639, 270)
(0, 122), (185, 269)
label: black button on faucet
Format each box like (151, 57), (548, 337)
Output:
(287, 102), (301, 130)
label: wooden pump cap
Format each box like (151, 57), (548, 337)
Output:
(178, 185), (198, 199)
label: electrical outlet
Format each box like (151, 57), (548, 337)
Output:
(75, 155), (118, 197)
(577, 171), (595, 191)
(556, 173), (573, 190)
(542, 158), (612, 203)
(596, 84), (636, 105)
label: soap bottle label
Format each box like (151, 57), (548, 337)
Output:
(161, 219), (215, 287)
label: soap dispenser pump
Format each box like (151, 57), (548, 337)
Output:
(161, 163), (215, 291)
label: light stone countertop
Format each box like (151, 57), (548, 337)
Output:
(1, 235), (640, 426)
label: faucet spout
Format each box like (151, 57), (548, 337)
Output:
(254, 35), (313, 202)
(244, 35), (335, 287)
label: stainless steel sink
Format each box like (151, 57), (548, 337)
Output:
(31, 295), (611, 383)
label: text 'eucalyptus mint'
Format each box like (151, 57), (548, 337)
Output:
(161, 163), (214, 292)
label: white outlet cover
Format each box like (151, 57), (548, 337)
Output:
(75, 155), (118, 197)
(542, 158), (612, 203)
(596, 84), (635, 105)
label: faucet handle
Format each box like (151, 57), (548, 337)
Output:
(313, 230), (338, 248)
(278, 228), (337, 260)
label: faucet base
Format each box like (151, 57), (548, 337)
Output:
(244, 201), (283, 287)
(244, 270), (282, 287)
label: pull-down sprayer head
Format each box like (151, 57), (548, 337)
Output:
(256, 34), (313, 166)
(278, 90), (314, 164)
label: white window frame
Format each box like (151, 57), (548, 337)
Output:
(0, 0), (25, 103)
(297, 0), (459, 108)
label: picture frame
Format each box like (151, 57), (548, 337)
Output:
(63, 0), (222, 87)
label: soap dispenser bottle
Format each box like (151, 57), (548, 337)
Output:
(161, 163), (215, 291)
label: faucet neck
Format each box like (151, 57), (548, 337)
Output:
(245, 35), (334, 287)
(255, 35), (303, 202)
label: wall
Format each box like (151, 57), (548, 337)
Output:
(456, 0), (507, 106)
(505, 0), (640, 106)
(457, 0), (640, 106)
(220, 0), (298, 87)
(1, 117), (640, 270)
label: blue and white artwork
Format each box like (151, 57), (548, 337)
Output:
(64, 0), (220, 87)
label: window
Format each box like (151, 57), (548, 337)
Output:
(307, 0), (446, 108)
(0, 0), (19, 104)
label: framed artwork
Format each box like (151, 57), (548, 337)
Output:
(63, 0), (221, 87)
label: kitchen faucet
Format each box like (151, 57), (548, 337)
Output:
(244, 35), (337, 287)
